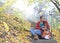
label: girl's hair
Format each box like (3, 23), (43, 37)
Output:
(40, 16), (43, 19)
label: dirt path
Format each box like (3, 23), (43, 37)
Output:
(32, 39), (57, 43)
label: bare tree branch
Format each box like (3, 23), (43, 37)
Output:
(51, 0), (60, 12)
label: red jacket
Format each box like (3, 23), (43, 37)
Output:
(36, 20), (50, 30)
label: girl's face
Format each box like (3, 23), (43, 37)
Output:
(41, 17), (46, 21)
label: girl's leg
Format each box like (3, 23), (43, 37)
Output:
(35, 29), (42, 35)
(30, 28), (39, 39)
(30, 28), (42, 35)
(30, 28), (36, 35)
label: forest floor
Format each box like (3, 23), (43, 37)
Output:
(0, 14), (60, 43)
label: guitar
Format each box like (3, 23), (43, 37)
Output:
(41, 27), (51, 39)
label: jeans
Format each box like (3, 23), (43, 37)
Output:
(30, 28), (42, 35)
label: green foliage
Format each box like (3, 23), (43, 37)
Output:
(3, 0), (15, 7)
(3, 22), (10, 32)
